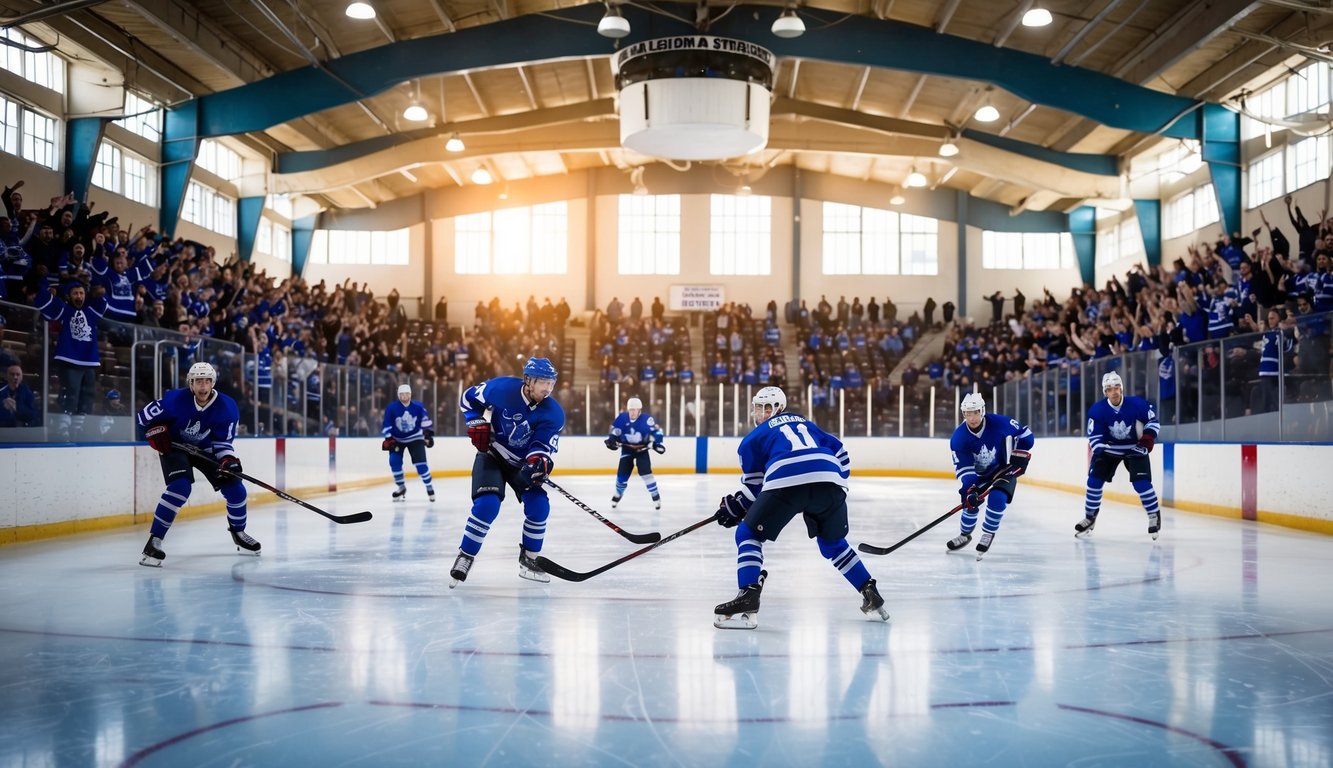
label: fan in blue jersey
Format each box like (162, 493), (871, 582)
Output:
(712, 386), (888, 629)
(1077, 371), (1162, 540)
(449, 357), (565, 588)
(34, 281), (107, 440)
(382, 383), (436, 502)
(946, 394), (1034, 560)
(604, 396), (665, 510)
(135, 362), (260, 567)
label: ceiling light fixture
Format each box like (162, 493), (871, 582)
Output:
(403, 103), (428, 122)
(1021, 4), (1052, 27)
(889, 189), (906, 206)
(471, 167), (493, 185)
(771, 8), (805, 38)
(445, 133), (465, 152)
(905, 167), (928, 188)
(597, 5), (631, 38)
(974, 95), (1000, 123)
(939, 139), (959, 157)
(345, 2), (375, 20)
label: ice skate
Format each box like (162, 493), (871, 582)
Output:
(946, 532), (972, 551)
(652, 495), (661, 510)
(427, 487), (436, 503)
(714, 570), (767, 630)
(392, 485), (407, 502)
(518, 547), (550, 583)
(610, 493), (621, 509)
(1075, 516), (1097, 538)
(449, 551), (474, 588)
(139, 535), (165, 568)
(1147, 512), (1160, 541)
(229, 527), (261, 556)
(975, 531), (994, 560)
(859, 578), (889, 621)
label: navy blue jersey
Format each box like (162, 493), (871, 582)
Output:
(382, 399), (433, 441)
(949, 413), (1035, 489)
(136, 388), (241, 460)
(1258, 329), (1294, 377)
(459, 376), (565, 467)
(735, 412), (849, 506)
(1086, 396), (1159, 457)
(608, 411), (663, 452)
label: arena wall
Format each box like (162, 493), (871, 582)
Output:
(2, 436), (1329, 544)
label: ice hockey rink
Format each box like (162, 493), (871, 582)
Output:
(1, 474), (1330, 768)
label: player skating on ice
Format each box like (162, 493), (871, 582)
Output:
(382, 383), (436, 502)
(1077, 371), (1163, 540)
(604, 396), (665, 509)
(136, 362), (259, 566)
(449, 357), (564, 587)
(946, 393), (1034, 560)
(713, 386), (888, 629)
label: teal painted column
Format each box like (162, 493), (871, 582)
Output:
(236, 196), (265, 263)
(1201, 103), (1241, 237)
(1068, 205), (1096, 286)
(64, 118), (107, 206)
(292, 214), (317, 277)
(160, 101), (201, 235)
(956, 189), (969, 316)
(1133, 199), (1162, 267)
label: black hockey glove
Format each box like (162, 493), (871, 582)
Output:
(604, 436), (619, 451)
(960, 483), (981, 511)
(1008, 449), (1031, 474)
(423, 430), (434, 448)
(715, 492), (748, 528)
(466, 418), (491, 453)
(218, 455), (242, 480)
(652, 442), (665, 454)
(518, 454), (553, 489)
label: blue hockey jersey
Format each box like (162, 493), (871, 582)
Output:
(734, 412), (849, 506)
(136, 387), (241, 460)
(950, 413), (1035, 490)
(1086, 396), (1159, 457)
(459, 376), (565, 467)
(35, 290), (108, 367)
(382, 399), (434, 442)
(608, 411), (663, 453)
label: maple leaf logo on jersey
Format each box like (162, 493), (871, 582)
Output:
(69, 311), (93, 343)
(502, 410), (533, 448)
(1110, 420), (1133, 440)
(974, 444), (997, 472)
(182, 420), (209, 441)
(395, 411), (418, 433)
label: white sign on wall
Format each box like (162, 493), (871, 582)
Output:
(669, 284), (725, 311)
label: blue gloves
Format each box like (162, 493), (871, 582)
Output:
(960, 483), (981, 511)
(518, 454), (553, 489)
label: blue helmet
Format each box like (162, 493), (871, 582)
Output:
(523, 357), (558, 381)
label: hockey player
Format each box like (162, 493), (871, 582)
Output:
(713, 386), (888, 629)
(450, 357), (564, 587)
(604, 396), (665, 509)
(136, 361), (259, 566)
(1078, 371), (1162, 539)
(946, 393), (1034, 560)
(382, 383), (436, 502)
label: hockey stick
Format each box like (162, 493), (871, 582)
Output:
(857, 468), (1024, 556)
(544, 478), (661, 544)
(535, 514), (715, 582)
(171, 442), (373, 525)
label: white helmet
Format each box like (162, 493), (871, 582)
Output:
(397, 384), (412, 396)
(752, 386), (787, 424)
(960, 392), (986, 415)
(1101, 371), (1123, 392)
(186, 362), (217, 385)
(626, 397), (643, 411)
